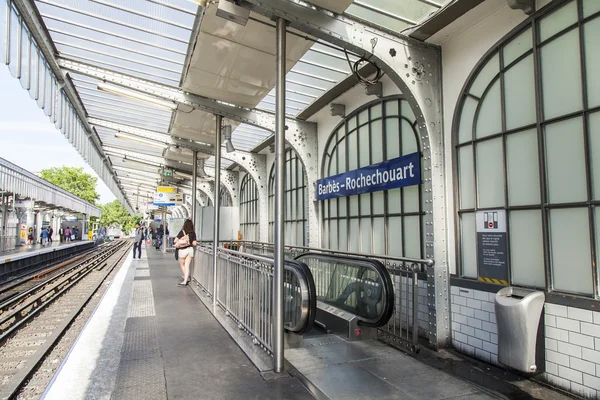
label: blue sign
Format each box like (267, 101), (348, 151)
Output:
(316, 152), (421, 201)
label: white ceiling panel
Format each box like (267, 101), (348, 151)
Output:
(309, 0), (354, 14)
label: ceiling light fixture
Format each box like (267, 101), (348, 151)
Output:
(223, 125), (235, 153)
(97, 82), (177, 111)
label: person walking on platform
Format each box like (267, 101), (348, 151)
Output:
(133, 223), (143, 260)
(59, 227), (64, 243)
(27, 228), (34, 246)
(48, 226), (53, 244)
(156, 224), (164, 250)
(41, 227), (48, 247)
(65, 227), (71, 243)
(174, 219), (197, 287)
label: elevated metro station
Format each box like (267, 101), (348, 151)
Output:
(1, 0), (599, 398)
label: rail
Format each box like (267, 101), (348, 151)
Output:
(218, 240), (432, 353)
(194, 244), (316, 354)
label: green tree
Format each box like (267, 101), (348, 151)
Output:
(99, 200), (140, 233)
(40, 166), (100, 204)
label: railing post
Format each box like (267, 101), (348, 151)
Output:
(191, 150), (198, 228)
(273, 16), (286, 373)
(213, 115), (222, 306)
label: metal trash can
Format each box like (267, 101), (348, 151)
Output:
(494, 287), (545, 373)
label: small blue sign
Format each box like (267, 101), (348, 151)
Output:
(316, 152), (421, 201)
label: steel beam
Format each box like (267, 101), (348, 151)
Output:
(246, 0), (448, 349)
(192, 150), (198, 226)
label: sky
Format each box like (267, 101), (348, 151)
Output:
(0, 67), (116, 204)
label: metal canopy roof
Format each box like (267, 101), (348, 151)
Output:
(4, 0), (454, 209)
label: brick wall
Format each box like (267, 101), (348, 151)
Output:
(451, 285), (600, 399)
(451, 285), (499, 365)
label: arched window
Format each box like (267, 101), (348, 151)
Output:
(219, 187), (231, 207)
(321, 96), (424, 257)
(239, 174), (259, 241)
(268, 148), (308, 246)
(454, 0), (600, 296)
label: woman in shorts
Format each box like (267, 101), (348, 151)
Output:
(174, 219), (198, 287)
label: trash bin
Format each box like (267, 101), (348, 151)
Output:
(494, 287), (545, 373)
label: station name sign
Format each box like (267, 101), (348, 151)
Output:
(316, 152), (421, 201)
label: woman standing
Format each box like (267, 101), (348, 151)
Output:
(174, 219), (198, 287)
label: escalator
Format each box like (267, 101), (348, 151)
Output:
(294, 252), (395, 340)
(283, 259), (317, 335)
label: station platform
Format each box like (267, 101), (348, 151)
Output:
(0, 241), (91, 264)
(39, 246), (562, 400)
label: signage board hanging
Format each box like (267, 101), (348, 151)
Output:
(153, 192), (182, 207)
(14, 199), (33, 209)
(157, 186), (176, 193)
(476, 210), (508, 285)
(315, 152), (421, 201)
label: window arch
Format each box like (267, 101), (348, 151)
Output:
(239, 174), (259, 241)
(321, 96), (424, 257)
(454, 0), (600, 296)
(268, 148), (308, 246)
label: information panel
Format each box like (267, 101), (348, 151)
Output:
(316, 152), (421, 201)
(476, 210), (508, 284)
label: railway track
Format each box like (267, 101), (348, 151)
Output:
(0, 240), (131, 399)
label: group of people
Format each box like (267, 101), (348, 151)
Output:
(132, 219), (197, 288)
(25, 225), (78, 246)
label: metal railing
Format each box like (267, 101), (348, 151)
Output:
(194, 244), (316, 354)
(219, 240), (433, 352)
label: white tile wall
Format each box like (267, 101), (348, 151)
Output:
(451, 287), (600, 399)
(388, 275), (429, 337)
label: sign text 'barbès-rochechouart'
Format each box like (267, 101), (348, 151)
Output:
(316, 152), (421, 201)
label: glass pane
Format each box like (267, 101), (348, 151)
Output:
(584, 18), (600, 108)
(470, 53), (499, 97)
(404, 216), (420, 259)
(330, 220), (338, 250)
(359, 125), (370, 167)
(388, 189), (401, 214)
(402, 120), (418, 155)
(503, 27), (533, 66)
(348, 116), (356, 132)
(583, 0), (600, 17)
(373, 217), (385, 255)
(338, 197), (345, 217)
(591, 112), (600, 200)
(349, 195), (359, 216)
(545, 117), (587, 203)
(458, 97), (478, 144)
(506, 129), (540, 206)
(388, 216), (403, 257)
(403, 186), (419, 213)
(551, 208), (593, 295)
(539, 1), (578, 42)
(372, 191), (384, 214)
(29, 47), (38, 100)
(385, 118), (400, 159)
(541, 29), (583, 120)
(371, 103), (382, 119)
(337, 139), (346, 174)
(360, 193), (370, 215)
(349, 219), (359, 252)
(476, 138), (504, 208)
(461, 213), (477, 278)
(360, 218), (372, 253)
(371, 120), (384, 164)
(505, 55), (536, 130)
(458, 145), (475, 209)
(510, 210), (545, 287)
(0, 0), (5, 65)
(401, 99), (416, 123)
(358, 109), (369, 126)
(385, 99), (398, 117)
(347, 131), (358, 171)
(476, 79), (502, 138)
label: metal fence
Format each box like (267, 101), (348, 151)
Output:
(194, 244), (314, 354)
(219, 240), (433, 352)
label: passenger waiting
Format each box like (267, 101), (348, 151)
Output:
(65, 227), (71, 243)
(174, 219), (197, 287)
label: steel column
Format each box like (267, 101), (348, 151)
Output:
(191, 150), (198, 226)
(273, 17), (286, 373)
(212, 115), (222, 306)
(162, 209), (167, 253)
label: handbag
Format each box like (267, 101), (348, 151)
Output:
(177, 231), (190, 248)
(174, 248), (179, 260)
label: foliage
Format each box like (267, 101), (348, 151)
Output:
(40, 166), (100, 204)
(99, 200), (140, 233)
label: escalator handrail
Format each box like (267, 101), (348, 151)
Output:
(283, 259), (317, 335)
(213, 246), (317, 335)
(294, 252), (395, 328)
